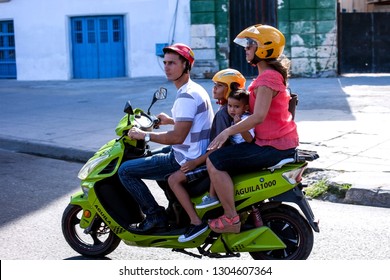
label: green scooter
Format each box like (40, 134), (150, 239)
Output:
(62, 87), (319, 260)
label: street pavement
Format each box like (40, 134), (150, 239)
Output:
(0, 74), (389, 208)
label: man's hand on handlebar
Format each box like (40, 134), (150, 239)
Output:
(156, 112), (174, 125)
(128, 127), (146, 140)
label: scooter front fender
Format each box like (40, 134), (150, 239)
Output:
(69, 191), (97, 229)
(209, 226), (286, 253)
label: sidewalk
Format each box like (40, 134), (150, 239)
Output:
(0, 75), (389, 208)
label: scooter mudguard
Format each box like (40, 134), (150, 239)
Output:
(209, 226), (286, 253)
(69, 191), (97, 229)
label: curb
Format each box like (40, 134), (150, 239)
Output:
(0, 137), (93, 163)
(304, 168), (390, 208)
(2, 136), (389, 208)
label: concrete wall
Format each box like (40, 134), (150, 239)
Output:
(0, 0), (191, 80)
(340, 0), (390, 13)
(339, 0), (368, 12)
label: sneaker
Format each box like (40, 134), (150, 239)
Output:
(130, 213), (168, 233)
(178, 222), (208, 242)
(195, 195), (220, 209)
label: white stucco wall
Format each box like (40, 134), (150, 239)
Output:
(0, 0), (191, 80)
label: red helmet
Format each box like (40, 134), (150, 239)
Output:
(163, 43), (195, 69)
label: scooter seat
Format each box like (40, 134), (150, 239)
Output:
(185, 176), (211, 197)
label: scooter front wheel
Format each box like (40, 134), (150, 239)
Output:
(249, 204), (314, 260)
(62, 204), (121, 257)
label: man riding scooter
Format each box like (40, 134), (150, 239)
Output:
(118, 43), (214, 233)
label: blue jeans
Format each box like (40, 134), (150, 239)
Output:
(118, 146), (181, 216)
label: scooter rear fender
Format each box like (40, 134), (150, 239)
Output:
(270, 186), (320, 232)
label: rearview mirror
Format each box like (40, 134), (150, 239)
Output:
(147, 87), (167, 114)
(155, 87), (167, 100)
(123, 101), (134, 115)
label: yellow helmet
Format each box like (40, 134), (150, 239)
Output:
(234, 24), (285, 60)
(212, 69), (246, 99)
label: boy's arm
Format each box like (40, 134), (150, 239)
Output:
(181, 150), (213, 172)
(237, 114), (254, 143)
(191, 149), (213, 166)
(240, 130), (254, 143)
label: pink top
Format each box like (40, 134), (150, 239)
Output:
(248, 69), (299, 150)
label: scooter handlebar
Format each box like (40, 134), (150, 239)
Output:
(152, 116), (161, 129)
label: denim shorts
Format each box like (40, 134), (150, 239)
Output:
(208, 142), (296, 175)
(185, 165), (208, 183)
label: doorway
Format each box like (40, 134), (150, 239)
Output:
(71, 16), (125, 79)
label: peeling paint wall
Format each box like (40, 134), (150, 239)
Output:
(190, 0), (338, 78)
(278, 0), (338, 77)
(190, 0), (228, 78)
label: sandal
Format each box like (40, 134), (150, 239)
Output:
(208, 215), (241, 233)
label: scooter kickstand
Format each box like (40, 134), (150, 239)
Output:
(172, 248), (202, 259)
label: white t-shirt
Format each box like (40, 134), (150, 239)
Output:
(171, 79), (214, 165)
(230, 112), (255, 144)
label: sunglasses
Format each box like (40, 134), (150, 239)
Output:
(245, 39), (257, 49)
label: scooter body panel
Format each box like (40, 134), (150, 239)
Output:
(194, 163), (305, 216)
(210, 226), (286, 253)
(232, 165), (299, 210)
(120, 230), (210, 249)
(79, 140), (125, 181)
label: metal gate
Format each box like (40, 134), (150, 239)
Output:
(71, 16), (125, 79)
(338, 12), (390, 73)
(0, 20), (16, 79)
(229, 0), (277, 77)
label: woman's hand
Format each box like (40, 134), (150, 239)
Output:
(128, 127), (145, 140)
(208, 129), (230, 150)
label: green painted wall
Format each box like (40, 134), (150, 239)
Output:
(278, 0), (337, 77)
(190, 0), (228, 77)
(190, 0), (337, 77)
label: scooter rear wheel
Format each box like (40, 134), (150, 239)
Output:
(249, 204), (314, 260)
(62, 204), (121, 257)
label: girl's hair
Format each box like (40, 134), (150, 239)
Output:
(266, 54), (291, 85)
(228, 89), (250, 105)
(229, 81), (241, 94)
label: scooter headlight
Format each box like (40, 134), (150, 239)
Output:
(78, 154), (110, 180)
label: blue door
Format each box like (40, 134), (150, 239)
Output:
(0, 21), (17, 79)
(71, 16), (125, 79)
